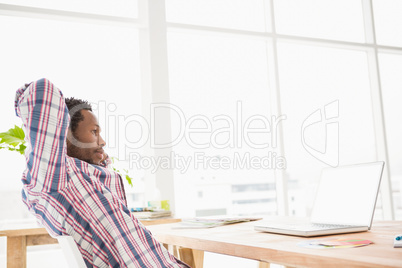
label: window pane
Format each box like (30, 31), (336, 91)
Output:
(168, 31), (276, 217)
(379, 52), (402, 220)
(0, 0), (138, 18)
(277, 42), (378, 217)
(166, 0), (269, 32)
(373, 0), (402, 47)
(0, 16), (142, 221)
(274, 0), (365, 42)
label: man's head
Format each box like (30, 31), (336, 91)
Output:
(65, 97), (106, 165)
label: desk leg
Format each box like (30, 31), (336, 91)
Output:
(258, 262), (270, 268)
(163, 243), (180, 259)
(178, 248), (204, 268)
(7, 236), (27, 268)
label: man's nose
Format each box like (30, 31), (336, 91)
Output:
(99, 135), (106, 147)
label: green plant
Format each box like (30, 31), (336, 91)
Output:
(0, 125), (133, 186)
(111, 157), (133, 187)
(0, 125), (26, 155)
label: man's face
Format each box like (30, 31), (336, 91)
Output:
(66, 109), (106, 165)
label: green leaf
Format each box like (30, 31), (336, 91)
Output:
(12, 125), (25, 140)
(125, 174), (133, 187)
(0, 135), (21, 146)
(17, 144), (27, 155)
(0, 125), (25, 147)
(0, 125), (26, 156)
(110, 156), (133, 187)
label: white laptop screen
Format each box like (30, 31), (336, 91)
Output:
(311, 162), (384, 227)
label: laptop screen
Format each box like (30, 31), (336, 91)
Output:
(311, 162), (384, 227)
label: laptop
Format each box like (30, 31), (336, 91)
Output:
(254, 161), (385, 237)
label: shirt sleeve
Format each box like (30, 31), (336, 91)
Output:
(15, 78), (69, 192)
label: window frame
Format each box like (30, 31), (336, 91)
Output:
(0, 0), (401, 219)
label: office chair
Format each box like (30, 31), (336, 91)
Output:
(57, 236), (86, 268)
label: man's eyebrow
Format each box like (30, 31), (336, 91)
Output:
(95, 124), (102, 131)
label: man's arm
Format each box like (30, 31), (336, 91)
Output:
(15, 78), (69, 192)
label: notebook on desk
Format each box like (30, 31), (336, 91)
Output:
(254, 161), (385, 237)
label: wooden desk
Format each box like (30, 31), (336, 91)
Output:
(0, 218), (181, 268)
(147, 220), (402, 268)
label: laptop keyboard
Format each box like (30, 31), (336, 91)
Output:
(267, 222), (357, 231)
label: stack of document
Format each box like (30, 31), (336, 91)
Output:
(131, 210), (172, 219)
(177, 216), (262, 229)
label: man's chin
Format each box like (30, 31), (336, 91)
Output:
(93, 160), (102, 166)
(87, 159), (101, 166)
(77, 157), (99, 166)
(90, 157), (103, 166)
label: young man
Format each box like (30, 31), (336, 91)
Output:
(15, 78), (189, 268)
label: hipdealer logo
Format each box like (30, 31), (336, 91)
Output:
(301, 100), (339, 167)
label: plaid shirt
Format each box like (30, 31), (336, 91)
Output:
(15, 78), (189, 268)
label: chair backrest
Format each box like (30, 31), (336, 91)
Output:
(57, 236), (87, 268)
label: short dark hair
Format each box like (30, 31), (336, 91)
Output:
(65, 97), (92, 134)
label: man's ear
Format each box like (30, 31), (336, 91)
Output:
(66, 129), (74, 145)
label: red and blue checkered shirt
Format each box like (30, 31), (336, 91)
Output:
(15, 78), (189, 268)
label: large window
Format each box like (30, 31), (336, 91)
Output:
(166, 0), (268, 32)
(165, 0), (401, 221)
(1, 2), (402, 266)
(373, 0), (402, 47)
(277, 42), (377, 216)
(0, 0), (138, 17)
(0, 10), (142, 222)
(168, 31), (276, 217)
(379, 53), (402, 219)
(274, 0), (365, 42)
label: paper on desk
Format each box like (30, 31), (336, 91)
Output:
(316, 238), (373, 246)
(173, 216), (262, 229)
(298, 238), (373, 249)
